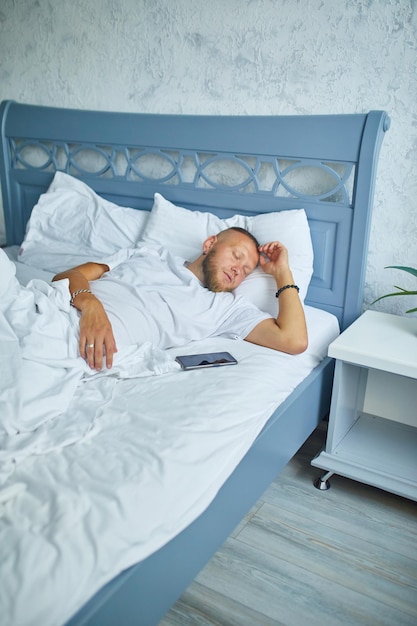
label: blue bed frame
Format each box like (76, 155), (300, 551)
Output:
(0, 101), (389, 625)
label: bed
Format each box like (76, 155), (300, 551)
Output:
(0, 100), (389, 626)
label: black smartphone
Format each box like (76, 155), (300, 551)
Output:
(175, 351), (238, 370)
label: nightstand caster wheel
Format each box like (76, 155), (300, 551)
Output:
(314, 471), (333, 491)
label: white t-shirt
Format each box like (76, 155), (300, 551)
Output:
(90, 245), (270, 349)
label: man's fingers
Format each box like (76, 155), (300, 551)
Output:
(84, 341), (98, 369)
(80, 337), (103, 370)
(84, 336), (117, 370)
(104, 338), (117, 370)
(79, 333), (88, 360)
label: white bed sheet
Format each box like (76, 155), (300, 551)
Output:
(1, 247), (339, 626)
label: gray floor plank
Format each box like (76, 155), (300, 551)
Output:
(163, 581), (284, 626)
(194, 539), (415, 626)
(236, 503), (417, 616)
(263, 476), (417, 562)
(160, 421), (417, 626)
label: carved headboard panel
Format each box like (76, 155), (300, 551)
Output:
(0, 101), (389, 328)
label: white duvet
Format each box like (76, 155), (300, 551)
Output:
(0, 248), (339, 626)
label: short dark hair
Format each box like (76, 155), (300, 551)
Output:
(223, 226), (260, 249)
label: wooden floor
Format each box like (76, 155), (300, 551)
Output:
(160, 421), (417, 626)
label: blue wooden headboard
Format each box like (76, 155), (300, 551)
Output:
(0, 100), (389, 329)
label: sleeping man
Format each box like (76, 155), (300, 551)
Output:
(52, 227), (308, 371)
(0, 226), (307, 434)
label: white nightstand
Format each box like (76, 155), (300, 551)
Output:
(312, 310), (417, 501)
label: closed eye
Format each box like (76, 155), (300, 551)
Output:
(233, 247), (255, 277)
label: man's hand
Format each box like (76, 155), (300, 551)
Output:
(258, 241), (290, 277)
(77, 296), (117, 371)
(52, 262), (116, 371)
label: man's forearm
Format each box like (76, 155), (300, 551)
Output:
(52, 262), (116, 370)
(273, 266), (308, 351)
(52, 262), (109, 310)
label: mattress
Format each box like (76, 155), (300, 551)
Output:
(1, 247), (340, 626)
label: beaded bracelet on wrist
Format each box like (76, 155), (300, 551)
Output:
(275, 284), (300, 298)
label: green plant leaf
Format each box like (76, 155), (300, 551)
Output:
(371, 266), (417, 313)
(385, 265), (417, 278)
(372, 291), (417, 305)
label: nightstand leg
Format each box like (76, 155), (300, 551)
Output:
(314, 470), (333, 491)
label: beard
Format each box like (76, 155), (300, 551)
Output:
(202, 249), (231, 292)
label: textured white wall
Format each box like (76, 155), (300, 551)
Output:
(0, 0), (416, 315)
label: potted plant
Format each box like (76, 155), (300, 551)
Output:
(373, 266), (417, 313)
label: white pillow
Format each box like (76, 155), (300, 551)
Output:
(142, 193), (314, 316)
(19, 172), (149, 272)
